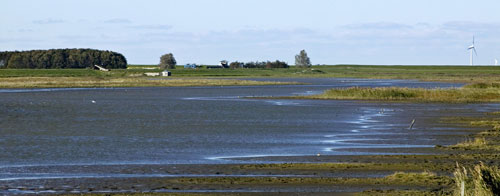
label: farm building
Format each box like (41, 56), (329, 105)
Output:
(220, 60), (229, 68)
(161, 70), (171, 76)
(184, 64), (197, 69)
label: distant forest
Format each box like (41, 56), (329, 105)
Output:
(0, 49), (127, 69)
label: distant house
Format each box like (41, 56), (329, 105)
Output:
(161, 70), (171, 76)
(220, 60), (229, 68)
(184, 64), (197, 69)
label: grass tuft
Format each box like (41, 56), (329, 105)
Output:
(385, 171), (439, 183)
(454, 162), (500, 196)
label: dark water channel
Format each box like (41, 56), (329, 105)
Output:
(0, 78), (497, 185)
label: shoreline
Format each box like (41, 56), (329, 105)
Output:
(0, 77), (301, 88)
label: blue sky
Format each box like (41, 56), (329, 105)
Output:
(2, 0), (500, 65)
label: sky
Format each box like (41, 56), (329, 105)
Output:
(2, 0), (500, 65)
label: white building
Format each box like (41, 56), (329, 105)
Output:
(161, 70), (171, 76)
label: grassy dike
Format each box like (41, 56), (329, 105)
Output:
(2, 65), (500, 88)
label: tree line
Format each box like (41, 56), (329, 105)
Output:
(158, 49), (311, 69)
(228, 60), (289, 69)
(0, 49), (127, 69)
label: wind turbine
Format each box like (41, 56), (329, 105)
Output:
(495, 59), (498, 66)
(467, 36), (477, 65)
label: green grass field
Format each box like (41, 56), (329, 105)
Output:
(3, 65), (500, 83)
(131, 65), (500, 82)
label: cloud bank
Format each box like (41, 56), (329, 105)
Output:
(3, 20), (500, 65)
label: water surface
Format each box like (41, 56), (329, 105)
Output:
(0, 78), (492, 169)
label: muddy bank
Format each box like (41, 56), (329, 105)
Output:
(0, 159), (454, 195)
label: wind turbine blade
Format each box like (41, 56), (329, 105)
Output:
(473, 36), (475, 45)
(473, 48), (477, 56)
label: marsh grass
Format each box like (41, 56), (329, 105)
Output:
(383, 171), (450, 186)
(454, 162), (500, 196)
(450, 137), (489, 149)
(0, 77), (298, 88)
(357, 190), (447, 196)
(303, 87), (500, 103)
(464, 83), (500, 89)
(172, 172), (450, 186)
(237, 162), (431, 171)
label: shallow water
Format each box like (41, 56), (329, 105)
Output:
(0, 78), (497, 183)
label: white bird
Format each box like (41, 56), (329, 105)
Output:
(467, 36), (477, 65)
(91, 100), (96, 103)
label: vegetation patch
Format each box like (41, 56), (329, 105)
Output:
(0, 49), (127, 69)
(237, 162), (430, 171)
(172, 173), (451, 187)
(454, 162), (500, 196)
(0, 77), (299, 88)
(291, 87), (500, 103)
(357, 189), (450, 196)
(464, 82), (500, 89)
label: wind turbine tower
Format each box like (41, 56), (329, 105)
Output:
(496, 59), (498, 66)
(467, 36), (477, 65)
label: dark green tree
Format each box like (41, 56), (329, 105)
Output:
(0, 49), (127, 69)
(159, 53), (176, 69)
(229, 61), (243, 69)
(266, 60), (289, 68)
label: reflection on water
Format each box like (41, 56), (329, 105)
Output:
(0, 78), (492, 170)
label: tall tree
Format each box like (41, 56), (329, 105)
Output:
(159, 53), (177, 69)
(295, 49), (311, 68)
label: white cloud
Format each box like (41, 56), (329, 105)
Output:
(104, 18), (132, 24)
(32, 18), (65, 24)
(342, 22), (413, 30)
(4, 20), (500, 65)
(127, 25), (172, 30)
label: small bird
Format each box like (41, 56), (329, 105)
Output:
(409, 119), (416, 129)
(91, 100), (96, 104)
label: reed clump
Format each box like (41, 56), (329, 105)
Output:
(464, 82), (500, 89)
(384, 171), (441, 184)
(450, 137), (489, 150)
(454, 162), (500, 196)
